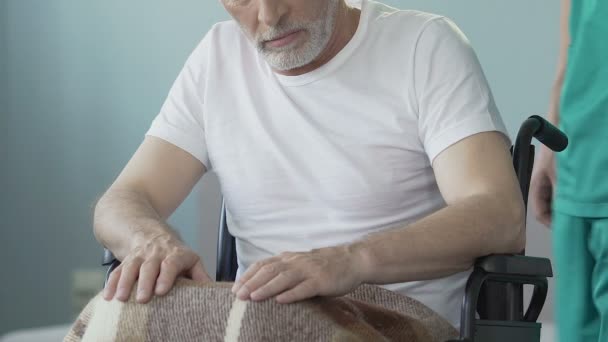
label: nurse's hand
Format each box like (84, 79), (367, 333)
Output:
(530, 148), (556, 227)
(103, 234), (213, 303)
(231, 245), (366, 303)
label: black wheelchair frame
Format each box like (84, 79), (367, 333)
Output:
(102, 115), (568, 342)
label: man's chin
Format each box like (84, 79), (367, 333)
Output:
(264, 58), (303, 72)
(259, 47), (310, 71)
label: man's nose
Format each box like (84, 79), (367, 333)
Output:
(258, 0), (287, 28)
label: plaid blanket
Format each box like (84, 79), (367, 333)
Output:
(64, 279), (459, 342)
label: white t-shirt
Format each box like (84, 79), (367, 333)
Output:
(147, 0), (507, 328)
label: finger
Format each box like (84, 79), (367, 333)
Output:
(250, 271), (302, 301)
(236, 262), (283, 300)
(541, 197), (553, 227)
(535, 188), (552, 226)
(275, 280), (319, 304)
(136, 259), (161, 303)
(189, 261), (213, 283)
(535, 206), (552, 227)
(531, 184), (551, 227)
(115, 257), (144, 302)
(536, 194), (553, 227)
(232, 258), (275, 293)
(155, 255), (186, 296)
(545, 215), (553, 227)
(538, 212), (551, 227)
(103, 265), (123, 301)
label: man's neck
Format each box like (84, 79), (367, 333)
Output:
(274, 1), (361, 77)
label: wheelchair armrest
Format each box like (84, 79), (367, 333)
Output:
(458, 254), (552, 341)
(102, 248), (121, 287)
(475, 254), (553, 278)
(102, 248), (118, 266)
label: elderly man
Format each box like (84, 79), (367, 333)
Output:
(94, 0), (524, 328)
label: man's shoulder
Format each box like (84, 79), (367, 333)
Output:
(191, 20), (245, 51)
(207, 20), (244, 39)
(199, 20), (249, 49)
(187, 20), (253, 68)
(363, 1), (460, 49)
(369, 2), (469, 50)
(369, 1), (445, 30)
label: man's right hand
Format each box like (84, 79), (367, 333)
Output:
(530, 149), (557, 227)
(103, 234), (212, 304)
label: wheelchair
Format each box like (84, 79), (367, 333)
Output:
(101, 115), (568, 342)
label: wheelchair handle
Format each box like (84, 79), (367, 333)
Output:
(526, 115), (568, 152)
(512, 115), (569, 211)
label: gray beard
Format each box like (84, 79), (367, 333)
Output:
(244, 0), (340, 71)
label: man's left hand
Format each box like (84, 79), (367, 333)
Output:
(231, 245), (367, 303)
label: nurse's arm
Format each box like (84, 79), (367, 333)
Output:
(547, 0), (571, 127)
(353, 131), (526, 284)
(530, 0), (570, 227)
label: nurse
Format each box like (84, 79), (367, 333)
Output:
(531, 0), (608, 341)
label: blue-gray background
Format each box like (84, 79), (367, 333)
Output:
(0, 0), (559, 334)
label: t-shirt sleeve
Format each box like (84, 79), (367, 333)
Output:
(146, 37), (211, 169)
(414, 17), (509, 164)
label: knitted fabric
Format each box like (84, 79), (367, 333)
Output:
(65, 279), (458, 341)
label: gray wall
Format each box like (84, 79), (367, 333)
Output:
(1, 0), (559, 334)
(1, 0), (7, 151)
(0, 0), (227, 334)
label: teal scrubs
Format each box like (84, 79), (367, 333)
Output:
(553, 0), (608, 341)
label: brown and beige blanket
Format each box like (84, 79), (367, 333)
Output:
(64, 279), (458, 342)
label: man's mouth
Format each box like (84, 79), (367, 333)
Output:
(264, 30), (304, 49)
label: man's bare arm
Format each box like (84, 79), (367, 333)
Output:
(94, 136), (210, 303)
(231, 131), (525, 303)
(353, 131), (525, 284)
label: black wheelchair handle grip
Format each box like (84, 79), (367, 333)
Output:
(529, 115), (568, 152)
